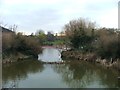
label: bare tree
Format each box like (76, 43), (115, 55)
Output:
(64, 18), (96, 38)
(9, 24), (18, 33)
(0, 21), (8, 27)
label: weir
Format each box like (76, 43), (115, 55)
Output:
(41, 61), (65, 64)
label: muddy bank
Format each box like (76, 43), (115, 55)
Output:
(61, 51), (97, 62)
(61, 51), (120, 71)
(2, 52), (38, 64)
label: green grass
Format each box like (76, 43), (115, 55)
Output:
(43, 40), (65, 46)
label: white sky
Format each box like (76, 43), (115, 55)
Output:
(0, 0), (119, 35)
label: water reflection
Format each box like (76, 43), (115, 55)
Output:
(52, 61), (119, 88)
(2, 60), (44, 88)
(2, 47), (120, 88)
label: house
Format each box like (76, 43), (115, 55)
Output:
(1, 26), (15, 40)
(0, 26), (14, 33)
(0, 27), (2, 52)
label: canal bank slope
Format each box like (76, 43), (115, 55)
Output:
(61, 50), (120, 71)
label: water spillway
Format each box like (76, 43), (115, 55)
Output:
(38, 47), (62, 62)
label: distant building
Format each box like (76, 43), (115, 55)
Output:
(54, 33), (66, 36)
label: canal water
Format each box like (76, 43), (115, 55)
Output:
(2, 47), (120, 88)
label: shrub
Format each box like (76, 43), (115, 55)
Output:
(95, 29), (120, 59)
(2, 32), (42, 59)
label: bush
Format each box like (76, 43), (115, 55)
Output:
(2, 32), (15, 51)
(2, 32), (42, 59)
(95, 29), (120, 59)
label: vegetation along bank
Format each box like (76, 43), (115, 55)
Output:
(61, 18), (120, 71)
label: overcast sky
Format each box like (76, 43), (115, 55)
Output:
(0, 0), (119, 35)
